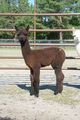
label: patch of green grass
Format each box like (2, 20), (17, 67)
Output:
(40, 87), (80, 105)
(0, 46), (20, 49)
(0, 85), (28, 95)
(0, 85), (80, 105)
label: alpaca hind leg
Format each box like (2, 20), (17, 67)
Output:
(54, 68), (64, 95)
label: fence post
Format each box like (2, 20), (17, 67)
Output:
(34, 0), (36, 48)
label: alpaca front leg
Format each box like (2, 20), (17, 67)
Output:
(33, 69), (40, 97)
(33, 80), (40, 97)
(30, 74), (34, 95)
(54, 69), (64, 95)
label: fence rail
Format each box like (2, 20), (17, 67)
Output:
(0, 28), (73, 32)
(0, 13), (80, 16)
(0, 43), (75, 46)
(0, 67), (80, 70)
(0, 56), (79, 59)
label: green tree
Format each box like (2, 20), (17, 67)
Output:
(36, 0), (80, 40)
(0, 0), (34, 39)
(36, 0), (67, 40)
(0, 0), (80, 40)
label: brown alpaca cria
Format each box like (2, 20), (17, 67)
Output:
(15, 25), (65, 97)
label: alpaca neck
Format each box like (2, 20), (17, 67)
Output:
(20, 39), (31, 58)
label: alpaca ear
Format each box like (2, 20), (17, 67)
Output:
(26, 25), (29, 32)
(15, 26), (18, 31)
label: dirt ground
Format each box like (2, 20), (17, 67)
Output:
(0, 47), (80, 120)
(0, 85), (80, 120)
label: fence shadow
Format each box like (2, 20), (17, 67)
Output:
(17, 84), (30, 91)
(17, 83), (80, 94)
(64, 83), (80, 89)
(17, 84), (56, 93)
(0, 117), (13, 120)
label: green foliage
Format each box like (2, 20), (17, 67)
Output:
(36, 0), (80, 39)
(0, 0), (33, 39)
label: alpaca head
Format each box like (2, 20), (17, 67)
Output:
(15, 25), (29, 45)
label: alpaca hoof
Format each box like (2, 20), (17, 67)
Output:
(54, 89), (63, 95)
(30, 91), (34, 96)
(34, 93), (39, 97)
(58, 88), (63, 94)
(59, 90), (62, 94)
(54, 91), (59, 95)
(30, 93), (34, 96)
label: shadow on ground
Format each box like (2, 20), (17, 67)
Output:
(17, 83), (80, 93)
(0, 117), (13, 120)
(17, 84), (56, 93)
(64, 83), (80, 89)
